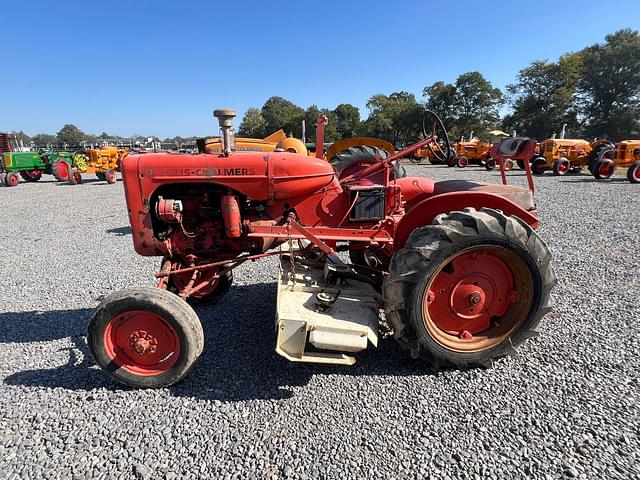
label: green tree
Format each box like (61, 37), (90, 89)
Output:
(423, 81), (458, 129)
(454, 72), (503, 139)
(31, 133), (57, 146)
(238, 108), (267, 137)
(56, 124), (85, 145)
(360, 92), (422, 145)
(261, 96), (304, 137)
(333, 103), (360, 139)
(578, 29), (640, 139)
(503, 53), (583, 139)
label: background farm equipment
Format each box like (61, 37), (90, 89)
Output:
(534, 138), (614, 175)
(69, 146), (128, 185)
(449, 139), (494, 169)
(200, 129), (308, 155)
(86, 108), (555, 389)
(592, 140), (640, 181)
(2, 149), (82, 186)
(490, 137), (540, 173)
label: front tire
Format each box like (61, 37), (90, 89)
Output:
(384, 208), (555, 369)
(87, 286), (204, 388)
(627, 162), (640, 184)
(552, 157), (570, 176)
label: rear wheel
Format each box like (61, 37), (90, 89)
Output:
(552, 157), (570, 176)
(87, 286), (204, 388)
(51, 159), (71, 182)
(531, 157), (547, 175)
(384, 208), (555, 369)
(627, 162), (640, 184)
(20, 170), (42, 182)
(5, 172), (19, 187)
(593, 159), (615, 179)
(588, 143), (614, 172)
(328, 145), (405, 179)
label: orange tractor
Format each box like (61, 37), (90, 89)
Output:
(530, 138), (614, 175)
(202, 129), (308, 155)
(592, 140), (640, 182)
(448, 139), (496, 169)
(69, 146), (128, 184)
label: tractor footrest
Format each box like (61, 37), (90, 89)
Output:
(275, 253), (380, 366)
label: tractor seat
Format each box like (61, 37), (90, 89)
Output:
(497, 137), (530, 156)
(433, 180), (535, 211)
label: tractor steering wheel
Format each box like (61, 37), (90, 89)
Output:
(422, 110), (452, 164)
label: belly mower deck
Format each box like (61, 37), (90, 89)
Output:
(275, 253), (380, 365)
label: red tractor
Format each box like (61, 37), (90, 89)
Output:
(87, 109), (556, 388)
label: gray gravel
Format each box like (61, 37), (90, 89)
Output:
(0, 167), (638, 479)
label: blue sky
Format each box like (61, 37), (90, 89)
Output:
(1, 0), (639, 139)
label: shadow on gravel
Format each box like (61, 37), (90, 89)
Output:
(559, 178), (630, 184)
(106, 225), (131, 236)
(2, 283), (433, 401)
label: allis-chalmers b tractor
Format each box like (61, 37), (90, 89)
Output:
(591, 140), (640, 182)
(88, 109), (556, 388)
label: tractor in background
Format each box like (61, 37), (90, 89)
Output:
(69, 146), (128, 185)
(449, 139), (496, 169)
(592, 140), (640, 182)
(2, 148), (82, 186)
(86, 108), (555, 389)
(490, 138), (540, 173)
(201, 129), (308, 155)
(532, 138), (614, 175)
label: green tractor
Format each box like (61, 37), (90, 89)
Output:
(1, 150), (84, 187)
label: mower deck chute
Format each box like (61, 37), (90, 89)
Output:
(275, 253), (379, 366)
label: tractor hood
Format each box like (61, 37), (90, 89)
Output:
(123, 151), (338, 202)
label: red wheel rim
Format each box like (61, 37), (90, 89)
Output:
(103, 310), (180, 375)
(8, 174), (18, 186)
(558, 161), (569, 173)
(171, 265), (221, 299)
(108, 171), (116, 183)
(421, 246), (534, 352)
(599, 162), (615, 178)
(633, 165), (640, 182)
(57, 162), (69, 180)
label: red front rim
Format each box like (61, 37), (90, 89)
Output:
(558, 161), (569, 173)
(103, 310), (180, 375)
(8, 175), (18, 186)
(57, 162), (69, 180)
(107, 171), (116, 182)
(632, 165), (640, 181)
(422, 246), (533, 352)
(170, 265), (221, 299)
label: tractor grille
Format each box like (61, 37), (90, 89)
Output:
(3, 153), (12, 168)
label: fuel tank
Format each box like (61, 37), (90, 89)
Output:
(126, 151), (337, 201)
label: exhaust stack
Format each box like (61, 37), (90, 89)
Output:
(213, 108), (236, 156)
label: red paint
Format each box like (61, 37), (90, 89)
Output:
(394, 191), (539, 250)
(427, 249), (514, 337)
(56, 162), (69, 181)
(103, 310), (180, 375)
(221, 195), (242, 238)
(315, 116), (327, 159)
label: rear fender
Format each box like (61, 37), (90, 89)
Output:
(394, 191), (538, 250)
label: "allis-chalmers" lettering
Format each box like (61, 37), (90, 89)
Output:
(144, 167), (257, 177)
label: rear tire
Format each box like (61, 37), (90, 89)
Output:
(87, 286), (204, 388)
(531, 157), (547, 175)
(51, 159), (71, 182)
(384, 208), (555, 369)
(328, 145), (405, 179)
(627, 162), (640, 184)
(588, 143), (614, 172)
(593, 159), (615, 179)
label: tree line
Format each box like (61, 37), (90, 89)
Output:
(239, 29), (640, 143)
(13, 29), (639, 147)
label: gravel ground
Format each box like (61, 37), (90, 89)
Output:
(0, 166), (638, 480)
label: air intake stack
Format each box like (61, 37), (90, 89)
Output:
(213, 108), (236, 156)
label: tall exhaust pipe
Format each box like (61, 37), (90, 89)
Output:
(213, 108), (236, 156)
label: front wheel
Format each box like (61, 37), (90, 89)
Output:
(627, 161), (640, 184)
(87, 286), (204, 388)
(69, 169), (82, 185)
(503, 159), (514, 171)
(104, 168), (117, 184)
(484, 158), (496, 170)
(456, 156), (469, 168)
(5, 172), (19, 187)
(552, 157), (570, 176)
(384, 208), (555, 369)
